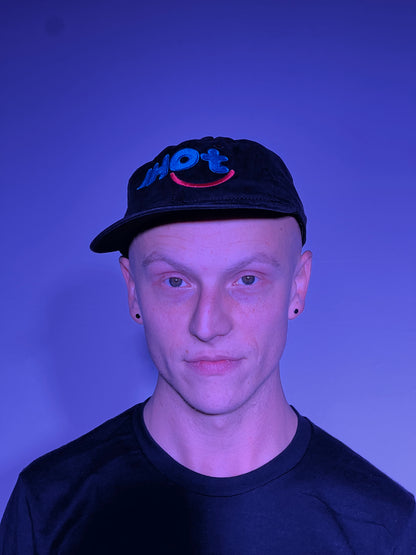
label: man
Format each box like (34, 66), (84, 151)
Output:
(1, 137), (415, 553)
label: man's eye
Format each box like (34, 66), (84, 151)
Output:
(238, 275), (257, 286)
(167, 277), (184, 288)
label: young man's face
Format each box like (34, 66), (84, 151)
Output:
(120, 217), (311, 417)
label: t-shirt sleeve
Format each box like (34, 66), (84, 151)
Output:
(0, 476), (35, 555)
(394, 499), (416, 554)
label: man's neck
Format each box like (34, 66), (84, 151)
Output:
(143, 375), (298, 477)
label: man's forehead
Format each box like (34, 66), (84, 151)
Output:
(128, 217), (302, 261)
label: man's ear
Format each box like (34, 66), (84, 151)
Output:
(119, 256), (143, 324)
(288, 250), (312, 320)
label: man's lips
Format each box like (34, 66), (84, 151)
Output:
(184, 356), (243, 375)
(186, 355), (242, 362)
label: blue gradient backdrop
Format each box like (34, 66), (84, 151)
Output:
(1, 0), (415, 514)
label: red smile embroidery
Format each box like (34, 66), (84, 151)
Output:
(138, 147), (235, 191)
(170, 169), (235, 188)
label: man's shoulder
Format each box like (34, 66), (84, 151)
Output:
(298, 417), (415, 538)
(20, 404), (142, 489)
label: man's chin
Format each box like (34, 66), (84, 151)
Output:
(179, 391), (252, 419)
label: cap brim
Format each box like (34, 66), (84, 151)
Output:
(90, 204), (306, 254)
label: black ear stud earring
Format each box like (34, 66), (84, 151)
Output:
(294, 309), (299, 314)
(135, 313), (141, 319)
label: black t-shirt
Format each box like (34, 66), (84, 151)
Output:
(1, 403), (415, 554)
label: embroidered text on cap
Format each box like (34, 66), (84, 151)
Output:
(138, 148), (235, 190)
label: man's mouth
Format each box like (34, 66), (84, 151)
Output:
(185, 356), (243, 375)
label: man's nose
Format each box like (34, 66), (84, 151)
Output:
(189, 286), (233, 342)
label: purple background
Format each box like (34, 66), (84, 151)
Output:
(1, 0), (415, 514)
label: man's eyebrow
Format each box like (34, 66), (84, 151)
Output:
(142, 251), (280, 271)
(142, 252), (186, 269)
(226, 253), (281, 273)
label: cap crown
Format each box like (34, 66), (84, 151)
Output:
(90, 137), (306, 253)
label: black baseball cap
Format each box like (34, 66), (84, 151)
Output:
(90, 136), (307, 255)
